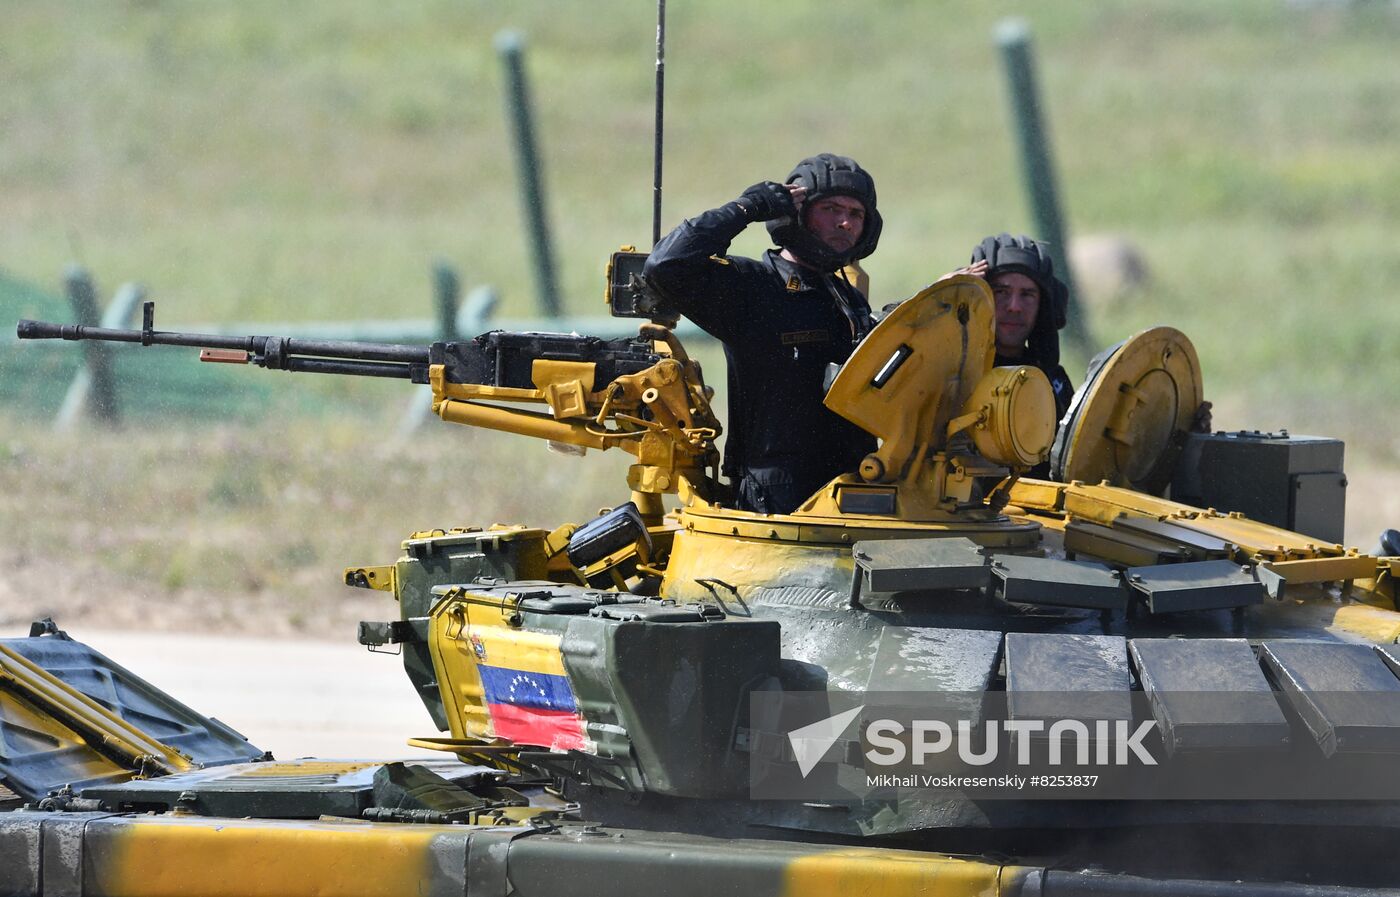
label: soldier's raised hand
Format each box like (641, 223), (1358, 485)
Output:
(736, 181), (799, 223)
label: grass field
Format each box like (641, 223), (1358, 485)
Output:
(0, 414), (624, 634)
(3, 2), (1398, 634)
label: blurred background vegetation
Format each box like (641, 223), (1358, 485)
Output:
(2, 0), (1397, 632)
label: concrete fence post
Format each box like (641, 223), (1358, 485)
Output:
(433, 260), (461, 342)
(396, 283), (499, 438)
(496, 29), (562, 319)
(55, 272), (144, 429)
(995, 18), (1094, 356)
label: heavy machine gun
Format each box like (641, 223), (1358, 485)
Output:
(18, 302), (723, 525)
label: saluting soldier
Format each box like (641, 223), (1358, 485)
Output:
(644, 154), (882, 514)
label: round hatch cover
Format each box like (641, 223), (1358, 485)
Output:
(1049, 326), (1202, 494)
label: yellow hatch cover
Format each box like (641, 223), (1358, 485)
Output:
(1049, 326), (1203, 494)
(824, 275), (994, 480)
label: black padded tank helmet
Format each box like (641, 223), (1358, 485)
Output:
(971, 233), (1069, 367)
(767, 153), (882, 272)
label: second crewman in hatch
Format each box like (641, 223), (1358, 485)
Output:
(644, 154), (881, 514)
(970, 233), (1075, 422)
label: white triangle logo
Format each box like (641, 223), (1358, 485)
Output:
(787, 705), (864, 778)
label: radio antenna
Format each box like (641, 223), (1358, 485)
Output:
(651, 0), (666, 246)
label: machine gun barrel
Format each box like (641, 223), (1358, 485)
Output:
(18, 302), (724, 507)
(17, 304), (431, 381)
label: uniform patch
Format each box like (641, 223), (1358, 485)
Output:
(785, 275), (802, 292)
(781, 329), (829, 346)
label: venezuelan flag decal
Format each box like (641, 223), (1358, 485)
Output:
(476, 663), (587, 751)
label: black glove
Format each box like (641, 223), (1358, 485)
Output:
(735, 181), (796, 223)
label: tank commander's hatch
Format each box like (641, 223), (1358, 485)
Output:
(824, 274), (995, 483)
(1050, 326), (1203, 495)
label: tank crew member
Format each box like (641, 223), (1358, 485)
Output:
(969, 233), (1212, 467)
(643, 154), (881, 515)
(969, 233), (1075, 422)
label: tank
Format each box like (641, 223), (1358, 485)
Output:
(6, 272), (1400, 895)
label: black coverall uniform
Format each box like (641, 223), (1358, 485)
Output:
(644, 202), (876, 514)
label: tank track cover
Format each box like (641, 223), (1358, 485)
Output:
(10, 275), (1400, 893)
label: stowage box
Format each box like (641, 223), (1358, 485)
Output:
(1171, 431), (1345, 544)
